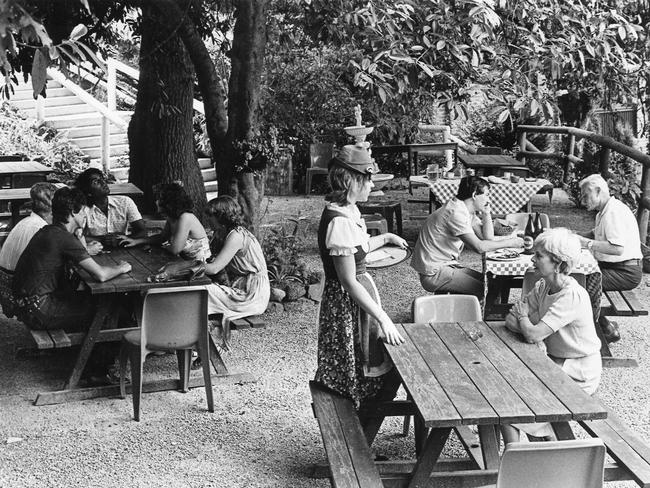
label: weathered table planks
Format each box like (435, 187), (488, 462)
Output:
(381, 320), (607, 488)
(34, 246), (253, 406)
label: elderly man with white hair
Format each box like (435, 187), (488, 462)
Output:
(578, 174), (642, 342)
(503, 228), (601, 443)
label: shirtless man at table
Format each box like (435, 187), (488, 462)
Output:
(411, 175), (524, 297)
(577, 174), (643, 343)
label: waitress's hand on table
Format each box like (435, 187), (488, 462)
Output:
(380, 317), (405, 346)
(383, 233), (408, 249)
(504, 236), (525, 248)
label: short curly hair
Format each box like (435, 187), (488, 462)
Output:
(156, 183), (194, 219)
(206, 195), (246, 232)
(534, 227), (582, 275)
(74, 168), (106, 196)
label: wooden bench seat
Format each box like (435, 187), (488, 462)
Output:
(309, 381), (383, 488)
(208, 314), (266, 330)
(580, 410), (650, 487)
(25, 327), (140, 352)
(602, 290), (648, 317)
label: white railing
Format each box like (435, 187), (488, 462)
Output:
(34, 57), (206, 174)
(46, 68), (129, 172)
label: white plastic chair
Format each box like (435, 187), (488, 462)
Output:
(412, 294), (482, 323)
(479, 438), (605, 488)
(119, 285), (214, 421)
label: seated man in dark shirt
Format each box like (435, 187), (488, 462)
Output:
(13, 187), (132, 331)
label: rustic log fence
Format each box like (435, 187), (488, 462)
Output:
(419, 123), (650, 243)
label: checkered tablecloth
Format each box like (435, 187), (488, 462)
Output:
(410, 176), (551, 215)
(484, 249), (600, 276)
(483, 249), (602, 323)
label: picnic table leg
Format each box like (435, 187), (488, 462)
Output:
(359, 370), (402, 445)
(207, 332), (229, 375)
(551, 421), (575, 440)
(63, 296), (117, 390)
(478, 425), (501, 469)
(407, 427), (452, 488)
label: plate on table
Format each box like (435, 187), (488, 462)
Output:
(366, 246), (412, 269)
(486, 248), (522, 261)
(524, 177), (538, 182)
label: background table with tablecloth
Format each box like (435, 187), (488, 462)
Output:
(410, 175), (552, 215)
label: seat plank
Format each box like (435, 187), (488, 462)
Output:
(230, 318), (251, 330)
(48, 329), (71, 348)
(581, 417), (650, 488)
(246, 315), (266, 328)
(461, 321), (571, 422)
(385, 324), (461, 428)
(605, 291), (633, 316)
(485, 321), (606, 421)
(432, 321), (535, 424)
(621, 290), (648, 316)
(405, 322), (498, 425)
(30, 330), (54, 349)
(310, 383), (382, 488)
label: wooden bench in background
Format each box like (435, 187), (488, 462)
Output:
(309, 381), (383, 488)
(602, 290), (648, 317)
(580, 408), (650, 487)
(23, 327), (139, 353)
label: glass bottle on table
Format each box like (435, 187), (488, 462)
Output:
(523, 214), (535, 254)
(533, 212), (544, 238)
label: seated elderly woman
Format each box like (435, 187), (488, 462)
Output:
(502, 228), (602, 443)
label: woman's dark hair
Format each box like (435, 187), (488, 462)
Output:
(325, 163), (369, 205)
(206, 195), (246, 232)
(456, 175), (490, 200)
(75, 168), (105, 196)
(52, 187), (86, 225)
(156, 183), (194, 219)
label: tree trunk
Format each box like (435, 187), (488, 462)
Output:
(127, 4), (206, 216)
(154, 0), (229, 174)
(221, 0), (269, 232)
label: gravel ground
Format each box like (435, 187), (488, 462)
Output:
(1, 185), (648, 487)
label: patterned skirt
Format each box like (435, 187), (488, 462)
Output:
(314, 277), (385, 409)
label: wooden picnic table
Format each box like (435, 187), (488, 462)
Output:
(0, 160), (53, 189)
(0, 182), (143, 228)
(33, 246), (250, 406)
(381, 320), (607, 487)
(458, 153), (528, 176)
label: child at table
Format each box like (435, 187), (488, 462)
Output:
(201, 195), (270, 349)
(314, 144), (406, 408)
(120, 183), (211, 261)
(504, 228), (601, 442)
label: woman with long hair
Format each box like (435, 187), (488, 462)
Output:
(120, 183), (210, 261)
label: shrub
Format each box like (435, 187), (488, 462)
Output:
(261, 216), (312, 290)
(0, 103), (89, 181)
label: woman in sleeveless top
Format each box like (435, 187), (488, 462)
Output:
(204, 196), (270, 330)
(315, 144), (407, 408)
(121, 183), (210, 262)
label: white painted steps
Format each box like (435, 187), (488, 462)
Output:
(9, 77), (217, 197)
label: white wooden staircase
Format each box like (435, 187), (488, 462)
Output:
(8, 64), (218, 200)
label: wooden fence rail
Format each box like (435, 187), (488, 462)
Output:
(517, 125), (650, 244)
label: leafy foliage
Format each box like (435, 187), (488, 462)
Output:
(0, 103), (88, 180)
(260, 216), (317, 287)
